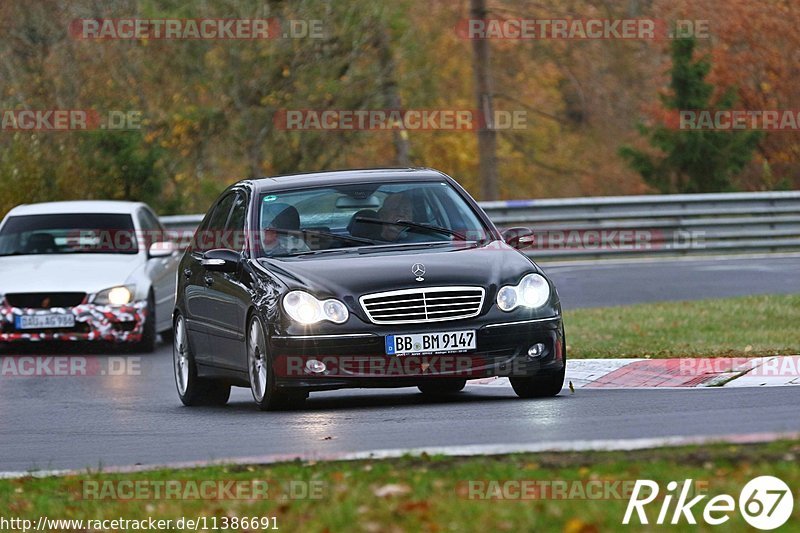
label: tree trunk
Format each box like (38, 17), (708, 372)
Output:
(470, 0), (499, 200)
(375, 28), (411, 166)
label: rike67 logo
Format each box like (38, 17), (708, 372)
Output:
(623, 476), (794, 530)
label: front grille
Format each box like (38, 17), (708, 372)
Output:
(5, 292), (86, 308)
(360, 286), (485, 324)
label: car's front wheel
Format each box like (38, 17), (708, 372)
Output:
(247, 315), (302, 411)
(173, 314), (230, 406)
(509, 367), (565, 398)
(134, 293), (157, 353)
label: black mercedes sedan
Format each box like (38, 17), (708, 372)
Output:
(173, 168), (565, 410)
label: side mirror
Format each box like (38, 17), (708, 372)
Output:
(502, 227), (535, 249)
(148, 241), (178, 258)
(201, 248), (240, 273)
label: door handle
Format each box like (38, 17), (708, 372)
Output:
(204, 275), (214, 286)
(183, 268), (192, 279)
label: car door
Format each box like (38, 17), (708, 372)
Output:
(184, 195), (234, 363)
(204, 190), (252, 369)
(138, 207), (178, 333)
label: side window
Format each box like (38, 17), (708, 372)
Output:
(424, 188), (452, 228)
(141, 209), (164, 232)
(194, 194), (235, 252)
(225, 192), (248, 251)
(137, 208), (164, 249)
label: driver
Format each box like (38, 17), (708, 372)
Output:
(260, 203), (309, 255)
(377, 192), (414, 241)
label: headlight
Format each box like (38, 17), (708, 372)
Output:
(282, 290), (349, 325)
(93, 286), (134, 306)
(496, 273), (550, 311)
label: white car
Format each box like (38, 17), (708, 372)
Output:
(0, 201), (179, 351)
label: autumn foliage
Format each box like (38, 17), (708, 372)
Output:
(0, 0), (797, 217)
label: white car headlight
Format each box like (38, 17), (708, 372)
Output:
(496, 273), (550, 311)
(283, 290), (349, 325)
(93, 285), (134, 306)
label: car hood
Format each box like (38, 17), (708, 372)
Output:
(257, 242), (543, 298)
(0, 254), (141, 295)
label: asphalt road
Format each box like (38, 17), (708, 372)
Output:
(542, 254), (800, 309)
(2, 255), (799, 472)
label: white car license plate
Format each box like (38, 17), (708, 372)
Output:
(385, 330), (476, 356)
(15, 314), (75, 330)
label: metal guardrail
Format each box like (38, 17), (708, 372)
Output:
(160, 190), (800, 261)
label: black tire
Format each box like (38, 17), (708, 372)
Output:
(509, 367), (565, 398)
(510, 332), (567, 398)
(247, 314), (301, 411)
(135, 293), (157, 353)
(418, 378), (467, 396)
(203, 382), (232, 406)
(173, 313), (231, 406)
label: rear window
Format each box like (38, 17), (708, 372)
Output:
(0, 213), (138, 256)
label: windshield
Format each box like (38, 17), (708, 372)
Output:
(256, 181), (489, 257)
(0, 213), (139, 256)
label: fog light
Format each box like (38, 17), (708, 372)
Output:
(305, 359), (327, 374)
(527, 343), (545, 359)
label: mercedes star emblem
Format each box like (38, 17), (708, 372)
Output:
(412, 263), (426, 281)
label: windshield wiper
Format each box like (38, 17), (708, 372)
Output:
(264, 227), (376, 246)
(284, 248), (355, 257)
(353, 217), (467, 240)
(356, 241), (455, 254)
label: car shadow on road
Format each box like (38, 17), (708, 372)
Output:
(215, 387), (566, 413)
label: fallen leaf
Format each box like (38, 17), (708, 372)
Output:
(373, 483), (411, 497)
(564, 517), (598, 533)
(399, 500), (430, 513)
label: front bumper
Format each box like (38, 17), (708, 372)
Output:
(0, 301), (147, 343)
(270, 316), (565, 391)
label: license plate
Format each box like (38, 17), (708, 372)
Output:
(386, 330), (476, 356)
(15, 314), (75, 330)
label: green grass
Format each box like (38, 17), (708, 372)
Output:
(564, 294), (800, 358)
(2, 441), (800, 532)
